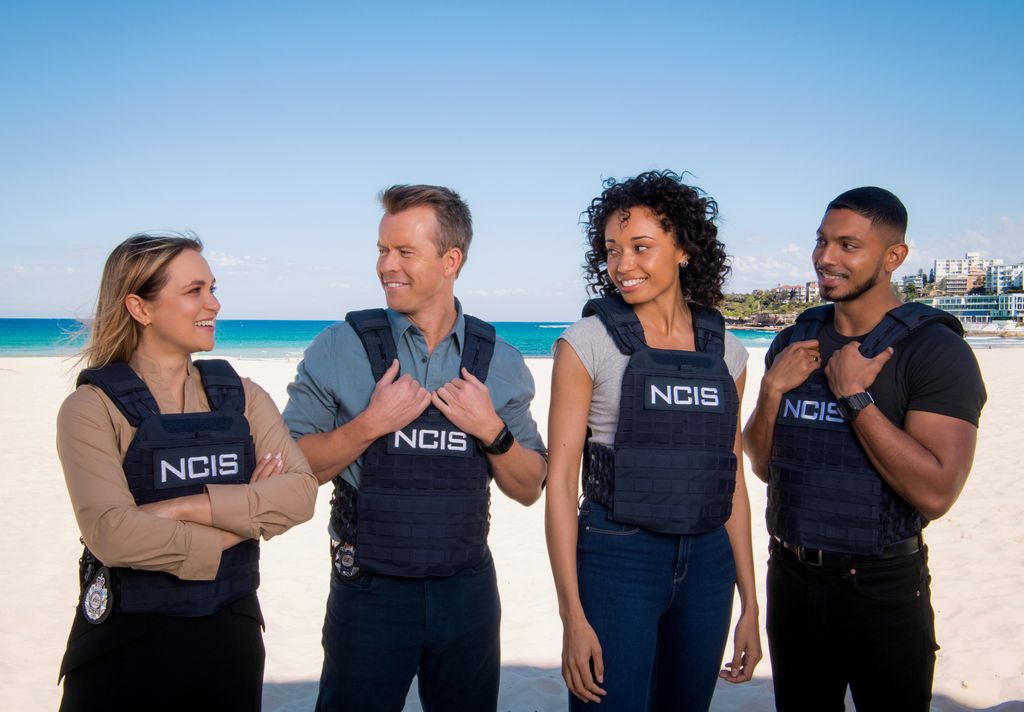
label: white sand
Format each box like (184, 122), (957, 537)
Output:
(1, 349), (1021, 711)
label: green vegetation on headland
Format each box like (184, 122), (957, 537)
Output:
(720, 291), (821, 329)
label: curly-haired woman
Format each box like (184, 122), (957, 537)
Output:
(545, 171), (761, 710)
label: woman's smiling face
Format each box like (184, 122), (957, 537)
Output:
(604, 206), (687, 305)
(134, 249), (220, 358)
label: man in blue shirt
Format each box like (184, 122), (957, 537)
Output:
(284, 184), (547, 711)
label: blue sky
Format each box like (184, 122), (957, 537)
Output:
(2, 1), (1022, 321)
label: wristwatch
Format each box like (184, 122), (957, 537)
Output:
(836, 391), (875, 421)
(480, 422), (515, 455)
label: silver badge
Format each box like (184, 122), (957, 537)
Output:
(82, 566), (113, 624)
(334, 542), (360, 578)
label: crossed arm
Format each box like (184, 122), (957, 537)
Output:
(58, 383), (317, 581)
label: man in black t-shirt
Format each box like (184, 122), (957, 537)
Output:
(743, 187), (986, 712)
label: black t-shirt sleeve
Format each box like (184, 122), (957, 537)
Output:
(898, 324), (987, 426)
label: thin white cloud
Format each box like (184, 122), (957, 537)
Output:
(728, 254), (813, 292)
(462, 287), (528, 297)
(206, 251), (269, 268)
(6, 263), (80, 275)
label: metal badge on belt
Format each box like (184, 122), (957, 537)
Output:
(332, 541), (360, 579)
(82, 566), (113, 624)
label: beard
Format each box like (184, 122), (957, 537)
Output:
(819, 260), (885, 303)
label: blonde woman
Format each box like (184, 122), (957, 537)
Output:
(56, 234), (317, 711)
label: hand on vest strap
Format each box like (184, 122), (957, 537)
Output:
(430, 367), (502, 442)
(365, 359), (432, 438)
(764, 339), (823, 396)
(823, 341), (893, 398)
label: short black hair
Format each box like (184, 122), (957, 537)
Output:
(827, 187), (908, 242)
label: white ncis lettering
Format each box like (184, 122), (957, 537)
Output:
(393, 429), (469, 452)
(160, 453), (239, 483)
(649, 384), (721, 408)
(782, 399), (844, 423)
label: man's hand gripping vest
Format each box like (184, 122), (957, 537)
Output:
(329, 310), (497, 578)
(767, 302), (964, 554)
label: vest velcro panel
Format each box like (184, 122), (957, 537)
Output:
(583, 296), (739, 535)
(336, 310), (496, 577)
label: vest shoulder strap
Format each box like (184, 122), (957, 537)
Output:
(790, 304), (834, 343)
(690, 304), (726, 356)
(460, 315), (496, 382)
(76, 362), (159, 427)
(193, 359), (246, 413)
(860, 302), (964, 357)
(582, 296), (646, 355)
(346, 309), (399, 382)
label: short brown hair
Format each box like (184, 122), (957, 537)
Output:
(379, 184), (473, 271)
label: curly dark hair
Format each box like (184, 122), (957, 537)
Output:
(582, 170), (730, 308)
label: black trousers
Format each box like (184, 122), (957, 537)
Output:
(766, 541), (938, 712)
(59, 593), (265, 712)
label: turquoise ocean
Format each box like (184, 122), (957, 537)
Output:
(4, 318), (1013, 358)
(0, 318), (780, 359)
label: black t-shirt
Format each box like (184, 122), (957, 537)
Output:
(766, 315), (987, 428)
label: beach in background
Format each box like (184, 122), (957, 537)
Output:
(1, 348), (1021, 711)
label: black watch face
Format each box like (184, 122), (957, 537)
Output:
(838, 393), (870, 420)
(837, 398), (854, 420)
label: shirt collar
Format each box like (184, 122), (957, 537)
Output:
(384, 298), (466, 355)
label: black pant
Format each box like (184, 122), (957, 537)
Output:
(60, 593), (265, 712)
(766, 541), (938, 712)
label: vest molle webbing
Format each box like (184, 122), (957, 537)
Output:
(76, 360), (259, 617)
(582, 296), (739, 535)
(767, 302), (963, 554)
(331, 310), (496, 578)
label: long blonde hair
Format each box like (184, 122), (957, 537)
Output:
(82, 233), (203, 368)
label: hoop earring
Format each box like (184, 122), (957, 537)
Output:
(680, 259), (689, 268)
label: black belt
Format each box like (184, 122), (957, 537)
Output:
(773, 535), (921, 567)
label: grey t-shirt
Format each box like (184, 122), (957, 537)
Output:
(558, 315), (749, 446)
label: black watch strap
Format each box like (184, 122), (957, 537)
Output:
(480, 422), (515, 455)
(837, 391), (874, 421)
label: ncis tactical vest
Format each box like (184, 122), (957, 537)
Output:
(767, 302), (963, 554)
(582, 296), (739, 535)
(329, 309), (496, 578)
(76, 360), (259, 617)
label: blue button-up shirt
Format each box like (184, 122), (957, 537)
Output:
(283, 302), (546, 493)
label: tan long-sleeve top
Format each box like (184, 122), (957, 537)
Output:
(57, 354), (317, 581)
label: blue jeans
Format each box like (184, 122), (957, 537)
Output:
(573, 500), (736, 711)
(315, 550), (501, 712)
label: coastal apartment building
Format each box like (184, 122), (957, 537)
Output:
(933, 252), (1002, 280)
(917, 294), (1024, 327)
(986, 263), (1024, 294)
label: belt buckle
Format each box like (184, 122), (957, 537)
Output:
(796, 545), (823, 567)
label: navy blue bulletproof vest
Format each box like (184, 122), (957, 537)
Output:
(767, 302), (964, 554)
(76, 360), (259, 616)
(582, 296), (740, 535)
(329, 309), (496, 578)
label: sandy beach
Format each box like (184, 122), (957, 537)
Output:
(2, 348), (1022, 711)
